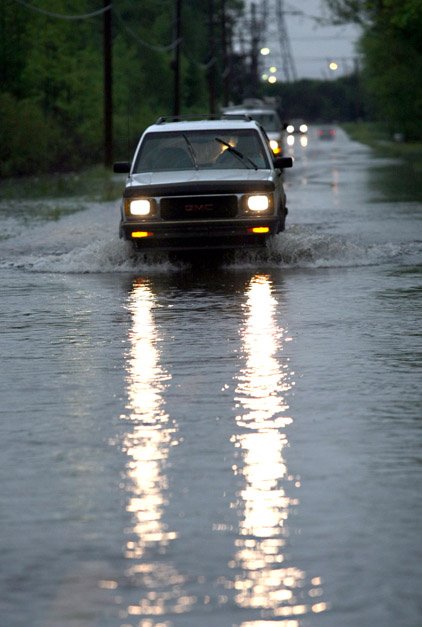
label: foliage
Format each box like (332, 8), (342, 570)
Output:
(0, 0), (246, 176)
(0, 93), (63, 177)
(262, 74), (365, 123)
(324, 0), (422, 140)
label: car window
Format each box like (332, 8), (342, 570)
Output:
(133, 130), (270, 172)
(252, 113), (281, 132)
(224, 111), (281, 133)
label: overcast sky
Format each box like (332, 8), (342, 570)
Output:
(256, 0), (362, 81)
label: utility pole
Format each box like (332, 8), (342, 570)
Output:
(249, 3), (260, 96)
(173, 0), (182, 117)
(103, 0), (113, 167)
(208, 0), (216, 114)
(221, 0), (229, 106)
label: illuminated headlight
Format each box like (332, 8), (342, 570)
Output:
(129, 199), (151, 216)
(247, 195), (270, 212)
(299, 123), (308, 133)
(286, 124), (294, 134)
(269, 139), (281, 154)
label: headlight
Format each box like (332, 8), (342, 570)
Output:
(286, 124), (294, 134)
(299, 123), (308, 133)
(247, 195), (270, 212)
(129, 199), (151, 216)
(269, 139), (279, 152)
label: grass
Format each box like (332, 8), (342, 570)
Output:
(0, 165), (125, 201)
(342, 122), (422, 170)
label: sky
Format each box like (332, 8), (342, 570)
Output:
(253, 0), (362, 81)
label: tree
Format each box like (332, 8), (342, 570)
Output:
(0, 0), (247, 175)
(324, 0), (422, 140)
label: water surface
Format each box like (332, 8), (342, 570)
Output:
(0, 128), (421, 627)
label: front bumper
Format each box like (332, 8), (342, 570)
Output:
(120, 218), (280, 251)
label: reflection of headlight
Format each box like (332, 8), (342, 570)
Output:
(247, 195), (269, 212)
(299, 123), (308, 133)
(286, 124), (294, 134)
(129, 199), (151, 216)
(287, 135), (295, 146)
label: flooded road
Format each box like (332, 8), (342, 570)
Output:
(0, 128), (421, 627)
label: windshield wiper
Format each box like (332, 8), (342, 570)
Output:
(215, 137), (258, 170)
(182, 134), (199, 170)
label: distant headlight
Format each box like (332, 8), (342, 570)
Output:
(129, 199), (151, 216)
(299, 123), (308, 133)
(286, 124), (294, 134)
(247, 195), (270, 212)
(269, 139), (281, 154)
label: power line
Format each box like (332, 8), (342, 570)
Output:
(11, 0), (110, 20)
(290, 35), (357, 41)
(113, 7), (181, 53)
(294, 56), (357, 61)
(11, 0), (182, 54)
(284, 2), (330, 23)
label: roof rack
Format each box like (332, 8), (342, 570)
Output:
(155, 114), (219, 124)
(155, 113), (253, 124)
(221, 113), (253, 121)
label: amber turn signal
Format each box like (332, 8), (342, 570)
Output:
(248, 226), (270, 234)
(131, 231), (153, 238)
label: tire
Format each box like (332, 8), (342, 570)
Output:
(277, 207), (287, 232)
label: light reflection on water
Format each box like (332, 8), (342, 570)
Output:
(122, 278), (194, 622)
(120, 274), (328, 625)
(233, 275), (328, 623)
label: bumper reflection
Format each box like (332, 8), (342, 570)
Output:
(233, 274), (328, 622)
(286, 134), (308, 148)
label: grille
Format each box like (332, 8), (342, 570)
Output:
(160, 195), (238, 220)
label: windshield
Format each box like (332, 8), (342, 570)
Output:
(133, 130), (270, 172)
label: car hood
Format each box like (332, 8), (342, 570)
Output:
(123, 169), (277, 197)
(128, 169), (275, 187)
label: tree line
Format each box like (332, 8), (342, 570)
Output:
(0, 0), (246, 176)
(262, 74), (365, 125)
(325, 0), (422, 141)
(1, 0), (420, 178)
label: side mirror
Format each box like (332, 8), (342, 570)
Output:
(274, 156), (293, 169)
(113, 161), (131, 173)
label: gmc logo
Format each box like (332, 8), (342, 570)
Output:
(184, 203), (214, 213)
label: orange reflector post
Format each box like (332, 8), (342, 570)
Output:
(131, 231), (153, 238)
(248, 226), (270, 234)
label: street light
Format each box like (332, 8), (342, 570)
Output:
(260, 47), (270, 56)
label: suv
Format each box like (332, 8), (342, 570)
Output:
(113, 116), (293, 252)
(222, 104), (285, 156)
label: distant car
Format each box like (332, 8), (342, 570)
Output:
(318, 128), (336, 140)
(113, 116), (293, 252)
(222, 105), (285, 156)
(286, 119), (308, 135)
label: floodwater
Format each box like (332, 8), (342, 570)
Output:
(0, 128), (421, 627)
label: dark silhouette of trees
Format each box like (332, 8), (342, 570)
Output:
(324, 0), (422, 140)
